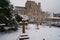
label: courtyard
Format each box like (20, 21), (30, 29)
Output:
(0, 24), (60, 40)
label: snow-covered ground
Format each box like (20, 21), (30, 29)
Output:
(0, 29), (21, 40)
(0, 24), (60, 40)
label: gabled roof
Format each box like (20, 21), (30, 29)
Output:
(15, 6), (26, 9)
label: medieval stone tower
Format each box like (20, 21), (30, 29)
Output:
(15, 0), (45, 24)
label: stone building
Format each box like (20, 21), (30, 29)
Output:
(14, 0), (45, 24)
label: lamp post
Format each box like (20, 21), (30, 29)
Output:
(19, 19), (28, 33)
(19, 19), (29, 40)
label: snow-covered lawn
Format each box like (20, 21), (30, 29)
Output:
(26, 24), (60, 40)
(0, 28), (22, 40)
(0, 24), (60, 40)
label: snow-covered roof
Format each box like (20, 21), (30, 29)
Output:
(46, 17), (60, 19)
(18, 14), (29, 20)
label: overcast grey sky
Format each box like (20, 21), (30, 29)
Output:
(10, 0), (60, 13)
